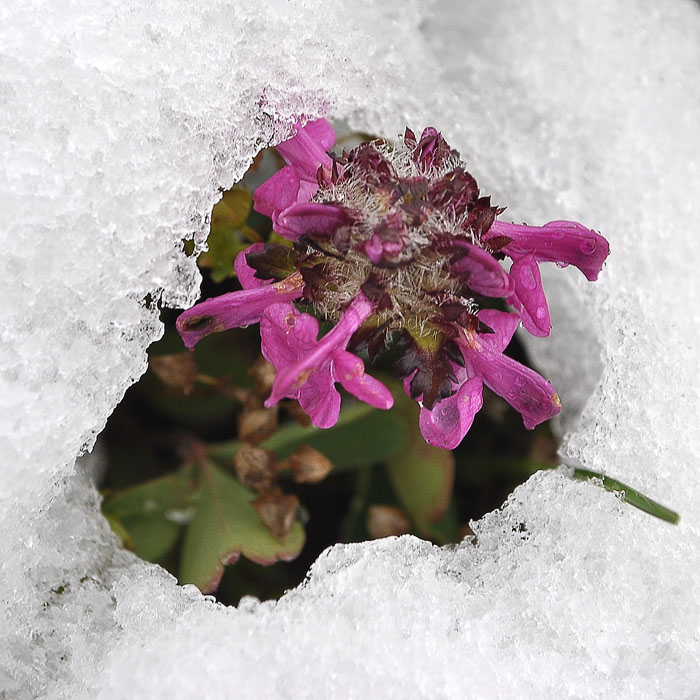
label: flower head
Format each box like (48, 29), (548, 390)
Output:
(178, 119), (609, 448)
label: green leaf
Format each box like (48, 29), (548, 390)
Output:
(102, 473), (197, 520)
(121, 515), (182, 562)
(212, 186), (253, 229)
(198, 186), (257, 281)
(208, 401), (408, 471)
(179, 462), (305, 593)
(385, 388), (455, 543)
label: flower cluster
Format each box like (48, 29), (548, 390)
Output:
(178, 119), (609, 449)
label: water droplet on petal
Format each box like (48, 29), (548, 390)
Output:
(520, 267), (537, 290)
(579, 237), (597, 254)
(535, 306), (547, 319)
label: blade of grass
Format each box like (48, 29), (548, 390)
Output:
(568, 466), (680, 525)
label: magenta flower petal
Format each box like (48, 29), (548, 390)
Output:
(253, 166), (310, 218)
(275, 203), (353, 241)
(418, 376), (483, 450)
(276, 119), (333, 178)
(260, 302), (319, 369)
(259, 304), (342, 427)
(265, 294), (374, 406)
(488, 219), (609, 281)
(177, 275), (303, 350)
(297, 369), (342, 429)
(234, 243), (267, 289)
(476, 309), (521, 353)
(507, 254), (551, 337)
(331, 350), (394, 410)
(449, 240), (513, 297)
(467, 345), (561, 429)
(298, 118), (336, 151)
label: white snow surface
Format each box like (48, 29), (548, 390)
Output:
(1, 0), (699, 697)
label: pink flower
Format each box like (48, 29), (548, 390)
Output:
(178, 120), (609, 447)
(485, 220), (610, 337)
(253, 119), (335, 238)
(260, 294), (393, 428)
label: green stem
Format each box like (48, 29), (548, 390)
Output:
(566, 466), (680, 525)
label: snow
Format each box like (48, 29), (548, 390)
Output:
(1, 0), (699, 698)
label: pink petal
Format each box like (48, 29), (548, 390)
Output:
(467, 346), (561, 429)
(418, 376), (484, 449)
(253, 166), (307, 218)
(507, 255), (551, 337)
(331, 350), (394, 410)
(449, 240), (513, 297)
(476, 309), (521, 353)
(487, 219), (609, 282)
(299, 118), (336, 150)
(275, 203), (353, 241)
(234, 243), (267, 289)
(276, 120), (333, 178)
(177, 277), (303, 350)
(297, 369), (342, 429)
(260, 303), (320, 370)
(265, 294), (374, 406)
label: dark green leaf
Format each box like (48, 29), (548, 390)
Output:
(385, 388), (455, 542)
(208, 401), (408, 470)
(121, 515), (182, 562)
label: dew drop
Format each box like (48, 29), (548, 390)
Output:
(579, 237), (597, 254)
(535, 306), (547, 319)
(520, 268), (537, 290)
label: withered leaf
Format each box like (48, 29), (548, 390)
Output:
(233, 444), (277, 492)
(283, 444), (333, 484)
(149, 353), (198, 395)
(252, 489), (300, 540)
(238, 407), (278, 445)
(248, 355), (276, 396)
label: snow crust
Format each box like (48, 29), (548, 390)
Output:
(1, 0), (699, 697)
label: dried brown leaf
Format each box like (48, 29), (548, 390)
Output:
(252, 489), (300, 540)
(233, 444), (277, 492)
(283, 444), (333, 484)
(149, 353), (198, 395)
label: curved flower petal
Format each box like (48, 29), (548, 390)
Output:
(177, 274), (304, 350)
(253, 166), (310, 218)
(297, 368), (342, 429)
(418, 376), (483, 450)
(467, 345), (561, 429)
(507, 255), (551, 337)
(265, 294), (374, 406)
(260, 302), (320, 369)
(259, 303), (342, 428)
(275, 203), (354, 241)
(234, 243), (267, 289)
(487, 219), (609, 281)
(449, 240), (513, 297)
(331, 350), (393, 410)
(476, 309), (521, 353)
(276, 119), (333, 178)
